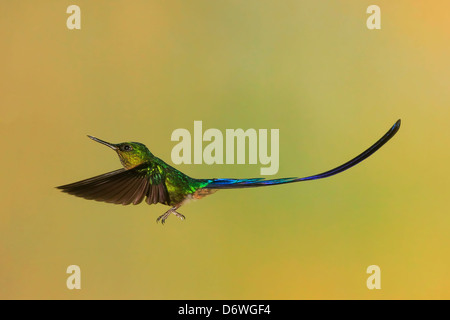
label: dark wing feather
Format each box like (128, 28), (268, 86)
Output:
(56, 163), (170, 205)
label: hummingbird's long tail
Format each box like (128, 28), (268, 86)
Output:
(204, 119), (401, 189)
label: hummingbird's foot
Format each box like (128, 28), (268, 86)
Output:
(156, 207), (185, 225)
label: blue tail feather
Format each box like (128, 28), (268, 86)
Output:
(205, 120), (401, 189)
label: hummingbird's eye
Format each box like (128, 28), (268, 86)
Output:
(122, 144), (132, 151)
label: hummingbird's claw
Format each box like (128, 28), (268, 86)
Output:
(156, 207), (185, 225)
(175, 212), (186, 220)
(156, 214), (167, 224)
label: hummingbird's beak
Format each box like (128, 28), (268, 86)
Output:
(87, 135), (118, 151)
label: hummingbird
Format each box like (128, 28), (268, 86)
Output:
(57, 120), (401, 224)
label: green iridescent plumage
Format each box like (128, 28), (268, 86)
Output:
(57, 120), (400, 224)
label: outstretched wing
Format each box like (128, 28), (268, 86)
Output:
(56, 163), (170, 205)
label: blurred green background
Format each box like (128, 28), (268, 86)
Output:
(0, 1), (449, 299)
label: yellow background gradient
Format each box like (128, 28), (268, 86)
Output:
(1, 1), (449, 299)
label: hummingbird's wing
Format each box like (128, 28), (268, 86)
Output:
(56, 163), (170, 205)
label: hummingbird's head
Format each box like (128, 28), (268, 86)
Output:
(87, 136), (154, 169)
